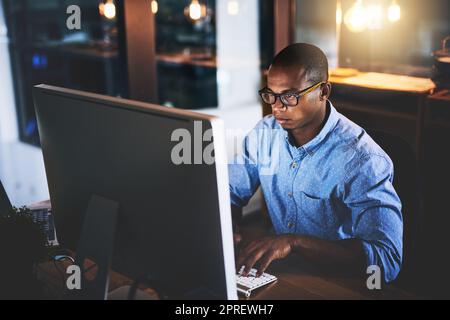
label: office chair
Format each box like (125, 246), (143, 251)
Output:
(0, 179), (13, 216)
(367, 129), (422, 291)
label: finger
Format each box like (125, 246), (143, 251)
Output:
(236, 240), (265, 268)
(240, 238), (267, 259)
(242, 246), (270, 276)
(256, 250), (276, 277)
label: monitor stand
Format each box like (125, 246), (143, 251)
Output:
(67, 195), (119, 300)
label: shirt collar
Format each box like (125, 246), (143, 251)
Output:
(284, 100), (339, 156)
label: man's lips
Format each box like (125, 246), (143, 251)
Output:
(275, 118), (290, 124)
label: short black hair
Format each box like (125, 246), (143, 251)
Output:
(270, 43), (329, 84)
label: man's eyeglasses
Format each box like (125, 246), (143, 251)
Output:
(258, 81), (325, 107)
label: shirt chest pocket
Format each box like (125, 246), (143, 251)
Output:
(296, 191), (339, 231)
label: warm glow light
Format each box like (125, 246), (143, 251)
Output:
(343, 0), (401, 33)
(184, 0), (207, 22)
(227, 0), (239, 15)
(151, 0), (158, 14)
(189, 0), (202, 21)
(344, 0), (367, 33)
(103, 0), (116, 19)
(388, 1), (401, 22)
(366, 4), (383, 30)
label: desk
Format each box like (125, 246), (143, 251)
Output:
(35, 211), (414, 300)
(237, 221), (415, 300)
(36, 253), (413, 300)
(157, 53), (216, 69)
(36, 257), (159, 300)
(329, 70), (435, 94)
(244, 257), (412, 300)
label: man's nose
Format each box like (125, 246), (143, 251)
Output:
(271, 98), (286, 111)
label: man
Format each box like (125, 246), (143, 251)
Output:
(229, 43), (403, 283)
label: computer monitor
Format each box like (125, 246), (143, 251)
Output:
(33, 84), (237, 299)
(0, 179), (12, 216)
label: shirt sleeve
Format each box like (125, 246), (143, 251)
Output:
(228, 126), (261, 208)
(343, 153), (403, 283)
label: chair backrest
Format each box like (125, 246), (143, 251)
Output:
(367, 129), (421, 289)
(0, 179), (12, 216)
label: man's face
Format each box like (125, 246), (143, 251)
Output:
(266, 66), (325, 131)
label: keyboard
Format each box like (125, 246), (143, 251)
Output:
(27, 201), (58, 246)
(236, 267), (277, 298)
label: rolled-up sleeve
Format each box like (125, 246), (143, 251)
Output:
(343, 154), (403, 283)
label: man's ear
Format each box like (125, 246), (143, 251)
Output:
(320, 82), (332, 101)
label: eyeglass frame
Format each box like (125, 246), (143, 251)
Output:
(258, 81), (326, 108)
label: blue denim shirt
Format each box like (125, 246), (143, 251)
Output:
(229, 101), (403, 282)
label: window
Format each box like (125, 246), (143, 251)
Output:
(2, 0), (127, 145)
(3, 0), (274, 146)
(155, 0), (217, 109)
(154, 0), (274, 109)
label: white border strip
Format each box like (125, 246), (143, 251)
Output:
(210, 117), (238, 300)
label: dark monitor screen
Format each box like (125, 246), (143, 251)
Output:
(33, 85), (237, 299)
(0, 180), (12, 216)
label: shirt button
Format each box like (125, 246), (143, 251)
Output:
(288, 192), (293, 198)
(291, 162), (297, 169)
(288, 221), (295, 229)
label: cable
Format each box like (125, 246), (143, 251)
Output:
(52, 255), (75, 291)
(54, 255), (75, 263)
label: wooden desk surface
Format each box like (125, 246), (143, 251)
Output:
(157, 53), (216, 68)
(37, 259), (160, 300)
(329, 69), (435, 94)
(238, 223), (414, 300)
(243, 256), (413, 300)
(37, 252), (414, 301)
(36, 235), (414, 300)
(33, 200), (414, 300)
